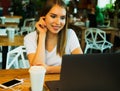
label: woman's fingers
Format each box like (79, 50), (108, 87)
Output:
(35, 16), (47, 33)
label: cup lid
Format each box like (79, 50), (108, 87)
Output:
(29, 66), (46, 73)
(6, 27), (15, 31)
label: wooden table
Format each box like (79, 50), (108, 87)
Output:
(69, 24), (119, 50)
(0, 23), (19, 28)
(0, 15), (22, 28)
(99, 27), (118, 44)
(0, 35), (24, 69)
(0, 69), (60, 91)
(5, 15), (22, 23)
(5, 15), (22, 18)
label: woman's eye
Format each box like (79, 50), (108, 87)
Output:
(50, 14), (66, 20)
(51, 15), (56, 18)
(61, 16), (66, 20)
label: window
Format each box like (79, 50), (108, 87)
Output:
(97, 0), (116, 8)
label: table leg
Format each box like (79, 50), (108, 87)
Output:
(110, 31), (115, 45)
(81, 30), (85, 51)
(2, 46), (8, 69)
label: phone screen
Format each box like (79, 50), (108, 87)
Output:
(2, 79), (21, 87)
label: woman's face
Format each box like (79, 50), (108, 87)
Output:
(45, 4), (66, 34)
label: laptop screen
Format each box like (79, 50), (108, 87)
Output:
(46, 53), (120, 91)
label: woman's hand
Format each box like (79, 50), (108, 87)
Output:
(35, 17), (47, 34)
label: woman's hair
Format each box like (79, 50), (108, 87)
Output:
(39, 0), (68, 57)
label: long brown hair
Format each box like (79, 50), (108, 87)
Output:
(38, 0), (68, 57)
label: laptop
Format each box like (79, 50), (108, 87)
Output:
(45, 53), (120, 91)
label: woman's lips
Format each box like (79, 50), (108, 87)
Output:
(52, 26), (61, 30)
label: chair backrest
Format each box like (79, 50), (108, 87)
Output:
(84, 28), (113, 53)
(23, 18), (35, 27)
(0, 28), (7, 36)
(20, 18), (36, 35)
(85, 28), (106, 46)
(6, 46), (30, 69)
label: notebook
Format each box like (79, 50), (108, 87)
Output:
(45, 53), (120, 91)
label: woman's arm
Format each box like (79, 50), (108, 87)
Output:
(71, 47), (83, 54)
(27, 17), (47, 66)
(46, 66), (61, 73)
(46, 47), (83, 73)
(28, 33), (46, 66)
(27, 44), (82, 74)
(45, 47), (83, 73)
(28, 52), (61, 73)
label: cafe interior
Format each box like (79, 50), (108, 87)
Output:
(0, 0), (120, 91)
(0, 0), (120, 68)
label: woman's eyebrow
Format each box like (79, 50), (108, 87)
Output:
(49, 13), (66, 16)
(49, 13), (56, 15)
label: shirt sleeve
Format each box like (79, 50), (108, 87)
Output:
(66, 29), (81, 53)
(24, 31), (37, 55)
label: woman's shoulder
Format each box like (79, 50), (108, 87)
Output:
(67, 28), (76, 35)
(24, 31), (37, 39)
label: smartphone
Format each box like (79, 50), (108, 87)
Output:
(0, 79), (24, 89)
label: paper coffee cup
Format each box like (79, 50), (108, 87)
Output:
(10, 12), (14, 16)
(29, 66), (46, 91)
(85, 20), (90, 28)
(6, 28), (15, 42)
(1, 16), (6, 24)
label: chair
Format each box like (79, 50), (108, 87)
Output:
(6, 46), (30, 69)
(0, 28), (7, 36)
(84, 28), (113, 54)
(19, 18), (36, 35)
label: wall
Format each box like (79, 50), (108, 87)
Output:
(0, 0), (11, 15)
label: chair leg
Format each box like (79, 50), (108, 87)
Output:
(89, 49), (93, 53)
(21, 53), (27, 68)
(84, 46), (88, 54)
(101, 49), (103, 53)
(0, 46), (2, 51)
(14, 59), (19, 69)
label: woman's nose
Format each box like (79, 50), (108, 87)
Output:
(55, 18), (61, 24)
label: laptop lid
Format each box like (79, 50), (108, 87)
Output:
(46, 53), (120, 91)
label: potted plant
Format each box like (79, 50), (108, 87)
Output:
(102, 0), (120, 27)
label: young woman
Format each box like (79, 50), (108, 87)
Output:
(24, 0), (83, 73)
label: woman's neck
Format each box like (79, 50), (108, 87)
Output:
(45, 31), (58, 52)
(46, 31), (58, 40)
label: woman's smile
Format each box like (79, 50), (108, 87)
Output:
(52, 25), (61, 31)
